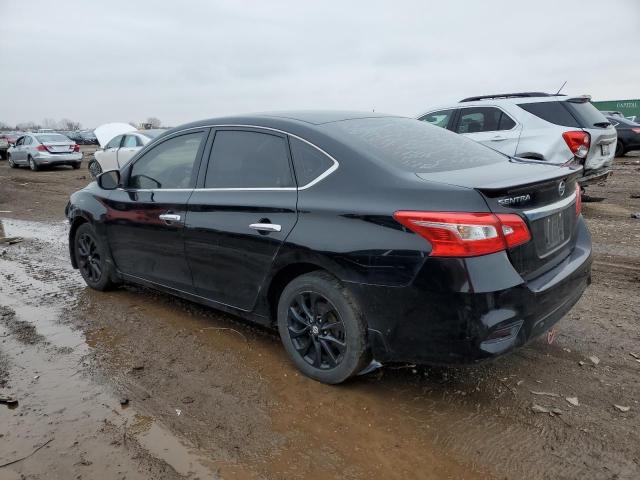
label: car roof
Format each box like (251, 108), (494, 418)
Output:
(417, 94), (591, 118)
(174, 111), (397, 130)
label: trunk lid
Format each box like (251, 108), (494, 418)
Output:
(417, 160), (582, 279)
(43, 141), (75, 154)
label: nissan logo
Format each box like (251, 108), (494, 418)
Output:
(558, 180), (566, 197)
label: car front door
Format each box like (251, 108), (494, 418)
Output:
(104, 129), (208, 291)
(118, 134), (141, 167)
(100, 135), (124, 171)
(185, 128), (298, 311)
(454, 106), (522, 156)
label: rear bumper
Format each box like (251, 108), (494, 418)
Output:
(579, 167), (611, 186)
(348, 218), (592, 365)
(34, 152), (82, 164)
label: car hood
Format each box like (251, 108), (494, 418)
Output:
(94, 123), (136, 147)
(416, 159), (579, 190)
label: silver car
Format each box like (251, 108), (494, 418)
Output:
(7, 133), (83, 171)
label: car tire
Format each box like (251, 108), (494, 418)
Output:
(277, 271), (370, 384)
(88, 159), (102, 178)
(28, 156), (39, 171)
(74, 223), (115, 291)
(72, 162), (81, 170)
(7, 154), (17, 168)
(615, 140), (625, 157)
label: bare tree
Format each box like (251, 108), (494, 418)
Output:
(16, 121), (40, 131)
(41, 118), (59, 130)
(59, 118), (82, 131)
(0, 121), (10, 130)
(146, 117), (162, 128)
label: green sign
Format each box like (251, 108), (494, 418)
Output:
(592, 99), (640, 117)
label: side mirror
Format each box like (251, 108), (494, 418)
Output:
(97, 169), (120, 190)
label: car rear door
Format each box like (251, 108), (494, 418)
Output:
(184, 127), (298, 311)
(12, 136), (26, 162)
(455, 106), (522, 156)
(104, 129), (208, 291)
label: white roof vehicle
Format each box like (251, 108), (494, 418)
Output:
(89, 123), (166, 177)
(417, 92), (617, 187)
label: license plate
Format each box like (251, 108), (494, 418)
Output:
(543, 211), (565, 250)
(601, 143), (610, 156)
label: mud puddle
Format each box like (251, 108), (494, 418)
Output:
(1, 217), (639, 479)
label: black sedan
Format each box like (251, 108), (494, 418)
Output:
(607, 116), (640, 156)
(65, 111), (592, 384)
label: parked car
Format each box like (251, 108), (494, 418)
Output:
(66, 111), (592, 384)
(607, 116), (640, 156)
(79, 130), (99, 145)
(89, 123), (166, 177)
(60, 130), (85, 144)
(7, 133), (82, 170)
(418, 92), (617, 187)
(0, 135), (9, 160)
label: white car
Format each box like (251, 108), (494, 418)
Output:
(89, 123), (166, 177)
(417, 92), (617, 186)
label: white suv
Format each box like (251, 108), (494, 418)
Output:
(417, 93), (617, 186)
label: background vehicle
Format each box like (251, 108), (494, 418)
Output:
(66, 111), (591, 384)
(418, 92), (617, 187)
(0, 135), (9, 160)
(7, 132), (82, 170)
(607, 116), (640, 156)
(80, 130), (99, 145)
(59, 130), (85, 144)
(90, 123), (166, 177)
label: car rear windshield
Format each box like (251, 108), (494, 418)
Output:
(325, 117), (506, 173)
(35, 134), (71, 143)
(518, 100), (608, 128)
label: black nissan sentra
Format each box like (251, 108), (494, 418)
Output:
(66, 111), (591, 384)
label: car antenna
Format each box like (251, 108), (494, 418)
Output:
(555, 80), (567, 95)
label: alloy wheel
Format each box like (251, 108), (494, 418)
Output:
(88, 159), (102, 178)
(77, 233), (102, 283)
(287, 291), (346, 369)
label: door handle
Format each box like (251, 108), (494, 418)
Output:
(159, 213), (182, 224)
(249, 223), (282, 232)
(490, 136), (507, 141)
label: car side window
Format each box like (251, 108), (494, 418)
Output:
(418, 110), (455, 129)
(129, 132), (204, 190)
(16, 137), (24, 146)
(289, 137), (334, 187)
(123, 135), (138, 148)
(25, 136), (32, 145)
(205, 130), (294, 188)
(105, 135), (123, 149)
(498, 112), (516, 130)
(456, 107), (506, 133)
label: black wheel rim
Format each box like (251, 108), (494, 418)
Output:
(287, 291), (346, 370)
(77, 233), (102, 283)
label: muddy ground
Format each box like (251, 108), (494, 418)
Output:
(0, 150), (639, 479)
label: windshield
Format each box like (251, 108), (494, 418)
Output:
(325, 117), (505, 173)
(35, 134), (71, 143)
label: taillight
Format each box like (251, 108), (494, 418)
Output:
(632, 128), (640, 134)
(73, 144), (80, 152)
(562, 131), (590, 158)
(393, 211), (531, 257)
(575, 183), (582, 216)
(36, 144), (48, 152)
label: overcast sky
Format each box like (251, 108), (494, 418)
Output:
(1, 0), (638, 128)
